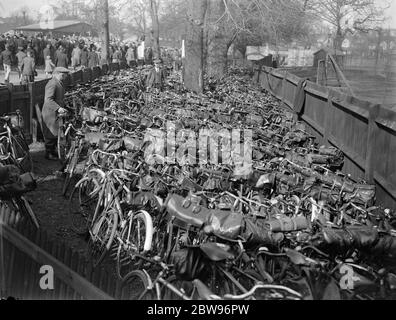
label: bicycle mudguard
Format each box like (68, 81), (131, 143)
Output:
(192, 279), (221, 300)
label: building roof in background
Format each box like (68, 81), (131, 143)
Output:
(15, 20), (95, 33)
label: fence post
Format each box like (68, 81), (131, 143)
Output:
(322, 88), (335, 147)
(281, 73), (288, 110)
(365, 103), (380, 183)
(7, 84), (14, 114)
(28, 82), (36, 142)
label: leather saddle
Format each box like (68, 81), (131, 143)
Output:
(165, 194), (212, 229)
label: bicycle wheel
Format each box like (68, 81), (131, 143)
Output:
(88, 208), (118, 268)
(120, 270), (154, 300)
(69, 173), (103, 236)
(11, 133), (33, 173)
(62, 144), (79, 197)
(116, 211), (153, 280)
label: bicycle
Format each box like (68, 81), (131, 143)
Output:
(0, 110), (33, 173)
(121, 257), (303, 300)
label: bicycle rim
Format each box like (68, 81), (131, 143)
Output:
(116, 212), (153, 280)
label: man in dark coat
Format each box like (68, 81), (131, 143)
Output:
(146, 58), (166, 92)
(87, 47), (99, 68)
(55, 47), (69, 68)
(20, 50), (36, 84)
(42, 67), (69, 160)
(16, 47), (27, 80)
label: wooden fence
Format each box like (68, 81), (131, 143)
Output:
(254, 66), (396, 210)
(0, 62), (128, 144)
(0, 209), (134, 300)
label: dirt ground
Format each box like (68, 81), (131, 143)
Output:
(28, 142), (89, 256)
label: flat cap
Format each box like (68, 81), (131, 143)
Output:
(53, 67), (70, 73)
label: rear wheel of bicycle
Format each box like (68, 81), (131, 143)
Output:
(69, 176), (102, 236)
(62, 146), (79, 197)
(116, 211), (153, 280)
(120, 270), (153, 300)
(11, 131), (33, 173)
(88, 208), (118, 268)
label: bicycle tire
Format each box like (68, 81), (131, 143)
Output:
(62, 145), (79, 197)
(120, 270), (153, 300)
(88, 208), (118, 268)
(11, 133), (33, 173)
(62, 175), (72, 198)
(116, 211), (154, 280)
(69, 173), (103, 235)
(69, 182), (94, 236)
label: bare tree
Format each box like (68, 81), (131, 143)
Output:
(149, 0), (160, 59)
(100, 0), (110, 63)
(184, 0), (208, 93)
(306, 0), (389, 50)
(203, 0), (310, 77)
(114, 0), (149, 36)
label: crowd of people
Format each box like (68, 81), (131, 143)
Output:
(0, 32), (183, 85)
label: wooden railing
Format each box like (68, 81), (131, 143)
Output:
(0, 210), (132, 300)
(0, 62), (129, 144)
(254, 66), (396, 210)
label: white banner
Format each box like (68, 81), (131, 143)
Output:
(246, 46), (269, 61)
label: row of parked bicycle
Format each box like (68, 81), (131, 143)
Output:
(2, 67), (396, 300)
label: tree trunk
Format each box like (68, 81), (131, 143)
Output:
(334, 26), (344, 52)
(149, 0), (160, 60)
(206, 0), (229, 78)
(100, 0), (110, 64)
(184, 0), (207, 93)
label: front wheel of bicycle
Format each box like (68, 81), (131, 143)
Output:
(120, 270), (154, 300)
(88, 208), (118, 268)
(116, 211), (154, 280)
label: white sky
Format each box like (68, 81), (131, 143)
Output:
(1, 0), (396, 27)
